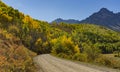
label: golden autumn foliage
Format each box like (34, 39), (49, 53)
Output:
(35, 38), (42, 46)
(22, 15), (41, 29)
(51, 35), (80, 55)
(0, 0), (120, 70)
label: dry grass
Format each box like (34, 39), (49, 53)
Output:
(99, 54), (120, 69)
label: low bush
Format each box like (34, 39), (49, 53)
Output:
(72, 53), (88, 62)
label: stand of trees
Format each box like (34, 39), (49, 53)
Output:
(0, 1), (120, 71)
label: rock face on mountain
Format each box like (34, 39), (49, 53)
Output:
(80, 8), (120, 31)
(52, 8), (120, 31)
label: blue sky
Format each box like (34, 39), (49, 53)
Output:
(2, 0), (120, 22)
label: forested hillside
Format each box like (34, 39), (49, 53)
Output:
(0, 1), (120, 71)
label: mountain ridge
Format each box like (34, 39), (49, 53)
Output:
(80, 8), (120, 31)
(52, 18), (80, 24)
(52, 8), (120, 31)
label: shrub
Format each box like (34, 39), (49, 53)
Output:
(72, 53), (88, 62)
(8, 25), (20, 36)
(51, 35), (80, 56)
(82, 42), (101, 61)
(57, 53), (69, 58)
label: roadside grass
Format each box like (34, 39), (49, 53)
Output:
(103, 54), (120, 58)
(101, 54), (120, 69)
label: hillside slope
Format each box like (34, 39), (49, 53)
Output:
(0, 29), (36, 72)
(51, 23), (120, 54)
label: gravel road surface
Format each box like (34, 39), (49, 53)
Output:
(33, 54), (119, 72)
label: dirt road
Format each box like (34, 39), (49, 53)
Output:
(33, 54), (119, 72)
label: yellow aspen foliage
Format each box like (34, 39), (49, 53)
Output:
(43, 41), (48, 47)
(22, 15), (40, 30)
(51, 38), (57, 45)
(63, 37), (73, 47)
(74, 45), (80, 53)
(35, 38), (42, 46)
(51, 35), (80, 55)
(22, 15), (32, 24)
(2, 14), (12, 22)
(30, 20), (40, 29)
(61, 35), (67, 46)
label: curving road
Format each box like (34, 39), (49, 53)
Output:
(33, 54), (119, 72)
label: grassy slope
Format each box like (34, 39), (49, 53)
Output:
(0, 29), (37, 72)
